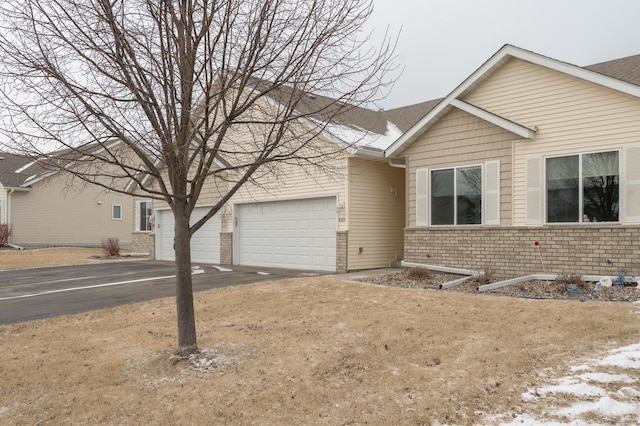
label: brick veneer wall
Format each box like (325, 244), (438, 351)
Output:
(405, 225), (640, 278)
(336, 231), (348, 273)
(220, 232), (233, 265)
(132, 232), (154, 258)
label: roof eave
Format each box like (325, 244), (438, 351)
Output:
(386, 44), (640, 158)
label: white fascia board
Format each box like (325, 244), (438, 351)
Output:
(449, 99), (536, 139)
(355, 146), (385, 160)
(385, 44), (640, 158)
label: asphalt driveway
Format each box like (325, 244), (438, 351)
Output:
(0, 260), (324, 325)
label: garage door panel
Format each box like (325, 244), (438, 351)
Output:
(236, 197), (336, 271)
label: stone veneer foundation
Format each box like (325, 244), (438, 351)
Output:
(132, 232), (154, 258)
(336, 231), (348, 273)
(404, 225), (640, 278)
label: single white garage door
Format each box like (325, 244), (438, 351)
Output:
(235, 197), (337, 271)
(155, 207), (221, 264)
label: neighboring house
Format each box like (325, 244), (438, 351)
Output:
(0, 147), (134, 248)
(386, 44), (640, 277)
(132, 95), (438, 273)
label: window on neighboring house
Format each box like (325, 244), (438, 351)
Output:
(138, 201), (152, 231)
(546, 151), (619, 223)
(112, 205), (122, 220)
(431, 165), (482, 225)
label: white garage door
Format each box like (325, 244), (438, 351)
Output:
(155, 207), (221, 264)
(235, 197), (337, 271)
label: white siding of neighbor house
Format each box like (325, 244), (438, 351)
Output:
(347, 157), (405, 270)
(0, 184), (6, 224)
(10, 173), (134, 247)
(403, 108), (515, 228)
(464, 58), (640, 225)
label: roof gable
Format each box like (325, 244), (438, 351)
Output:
(0, 152), (34, 188)
(386, 45), (640, 157)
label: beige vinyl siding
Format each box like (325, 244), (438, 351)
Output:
(227, 157), (346, 232)
(11, 174), (134, 247)
(466, 58), (640, 225)
(404, 108), (515, 227)
(346, 157), (405, 270)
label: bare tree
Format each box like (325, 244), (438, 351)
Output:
(0, 0), (396, 353)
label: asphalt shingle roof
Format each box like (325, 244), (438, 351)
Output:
(0, 152), (33, 188)
(584, 54), (640, 87)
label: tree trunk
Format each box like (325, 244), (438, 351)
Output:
(173, 207), (198, 354)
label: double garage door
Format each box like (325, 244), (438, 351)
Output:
(155, 197), (337, 271)
(155, 207), (221, 264)
(235, 197), (337, 271)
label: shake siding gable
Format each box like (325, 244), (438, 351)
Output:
(464, 58), (640, 225)
(404, 108), (514, 227)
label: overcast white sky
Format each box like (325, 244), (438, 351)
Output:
(367, 0), (640, 109)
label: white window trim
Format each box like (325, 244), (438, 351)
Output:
(135, 200), (153, 232)
(484, 160), (501, 226)
(416, 168), (429, 227)
(543, 149), (621, 225)
(112, 204), (122, 221)
(428, 163), (484, 227)
(622, 145), (640, 223)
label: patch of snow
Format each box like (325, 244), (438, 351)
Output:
(521, 388), (539, 402)
(213, 266), (233, 272)
(312, 119), (403, 151)
(15, 161), (35, 173)
(555, 396), (637, 417)
(498, 415), (591, 426)
(495, 342), (640, 425)
(617, 387), (640, 398)
(574, 372), (634, 384)
(257, 272), (270, 276)
(537, 382), (605, 397)
(595, 343), (640, 369)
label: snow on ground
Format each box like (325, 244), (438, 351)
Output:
(492, 302), (640, 425)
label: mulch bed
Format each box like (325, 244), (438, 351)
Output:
(356, 270), (640, 302)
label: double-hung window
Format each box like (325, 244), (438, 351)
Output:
(138, 201), (152, 231)
(431, 165), (483, 225)
(546, 150), (619, 223)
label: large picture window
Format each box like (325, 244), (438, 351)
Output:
(431, 165), (482, 225)
(546, 151), (619, 223)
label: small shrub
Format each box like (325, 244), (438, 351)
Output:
(101, 238), (120, 257)
(0, 224), (11, 247)
(407, 267), (433, 281)
(473, 265), (497, 285)
(557, 272), (589, 292)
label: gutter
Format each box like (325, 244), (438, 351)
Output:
(388, 159), (406, 169)
(355, 147), (385, 160)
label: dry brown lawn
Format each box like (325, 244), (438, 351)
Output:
(0, 247), (112, 270)
(1, 249), (639, 424)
